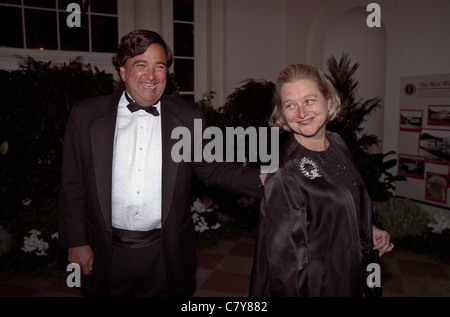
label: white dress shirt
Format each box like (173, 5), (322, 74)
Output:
(111, 91), (162, 231)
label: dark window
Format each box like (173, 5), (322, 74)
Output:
(24, 0), (56, 9)
(174, 0), (193, 22)
(0, 0), (118, 52)
(0, 5), (23, 47)
(59, 11), (89, 51)
(25, 8), (58, 50)
(174, 59), (194, 92)
(173, 0), (194, 98)
(91, 15), (118, 53)
(90, 0), (117, 14)
(174, 23), (194, 57)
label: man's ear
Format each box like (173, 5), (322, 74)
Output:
(119, 66), (126, 82)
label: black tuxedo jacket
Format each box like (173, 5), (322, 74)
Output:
(58, 91), (263, 296)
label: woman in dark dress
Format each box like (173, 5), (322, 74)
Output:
(250, 64), (393, 297)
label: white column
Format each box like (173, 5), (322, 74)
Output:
(133, 0), (163, 34)
(210, 0), (226, 108)
(194, 0), (211, 102)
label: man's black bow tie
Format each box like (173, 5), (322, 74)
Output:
(125, 91), (159, 116)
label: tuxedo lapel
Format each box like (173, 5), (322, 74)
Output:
(90, 94), (120, 231)
(161, 96), (182, 226)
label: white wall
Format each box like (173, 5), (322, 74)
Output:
(224, 0), (287, 98)
(322, 7), (387, 151)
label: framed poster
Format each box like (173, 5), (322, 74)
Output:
(396, 73), (450, 210)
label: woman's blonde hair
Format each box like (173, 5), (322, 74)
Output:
(269, 63), (341, 132)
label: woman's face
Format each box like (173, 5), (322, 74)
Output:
(281, 79), (331, 141)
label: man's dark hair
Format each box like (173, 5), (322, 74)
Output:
(112, 30), (174, 74)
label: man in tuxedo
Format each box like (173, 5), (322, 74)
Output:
(58, 29), (263, 297)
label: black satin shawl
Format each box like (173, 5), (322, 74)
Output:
(249, 131), (381, 297)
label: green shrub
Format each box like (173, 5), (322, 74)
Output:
(0, 197), (67, 278)
(374, 197), (430, 240)
(0, 56), (113, 276)
(0, 56), (114, 219)
(374, 198), (450, 258)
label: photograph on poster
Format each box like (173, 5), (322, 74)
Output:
(428, 105), (450, 126)
(400, 109), (423, 132)
(419, 129), (450, 164)
(398, 154), (425, 179)
(425, 172), (448, 204)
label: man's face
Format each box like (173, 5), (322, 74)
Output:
(119, 43), (167, 106)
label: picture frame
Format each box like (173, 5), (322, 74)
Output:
(400, 109), (423, 132)
(398, 154), (425, 179)
(425, 172), (448, 204)
(419, 129), (450, 164)
(428, 105), (450, 127)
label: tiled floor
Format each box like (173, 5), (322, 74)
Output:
(194, 229), (450, 297)
(1, 228), (449, 297)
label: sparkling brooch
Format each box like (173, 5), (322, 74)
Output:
(299, 157), (322, 179)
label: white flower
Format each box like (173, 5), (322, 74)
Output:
(51, 232), (58, 239)
(427, 212), (450, 234)
(21, 229), (49, 256)
(192, 198), (207, 213)
(191, 196), (222, 233)
(210, 223), (221, 230)
(195, 216), (209, 233)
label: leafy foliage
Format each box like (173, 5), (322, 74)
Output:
(0, 56), (114, 218)
(0, 197), (67, 278)
(375, 198), (450, 259)
(219, 79), (275, 129)
(0, 56), (114, 275)
(192, 82), (274, 226)
(326, 54), (380, 150)
(325, 53), (406, 201)
(199, 79), (275, 166)
(374, 198), (430, 240)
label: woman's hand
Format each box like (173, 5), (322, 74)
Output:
(372, 226), (393, 257)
